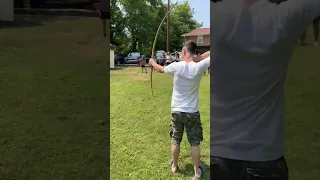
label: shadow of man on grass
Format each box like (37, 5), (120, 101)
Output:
(178, 161), (210, 179)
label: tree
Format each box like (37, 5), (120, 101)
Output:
(118, 0), (163, 52)
(110, 0), (130, 55)
(170, 1), (202, 52)
(111, 0), (201, 56)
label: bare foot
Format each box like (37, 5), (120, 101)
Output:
(169, 161), (179, 173)
(171, 165), (178, 173)
(194, 168), (202, 180)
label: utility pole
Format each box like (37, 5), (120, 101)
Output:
(167, 0), (170, 53)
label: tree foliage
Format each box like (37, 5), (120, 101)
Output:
(111, 0), (201, 56)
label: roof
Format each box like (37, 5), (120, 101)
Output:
(182, 28), (210, 37)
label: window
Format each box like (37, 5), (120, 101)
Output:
(197, 35), (204, 44)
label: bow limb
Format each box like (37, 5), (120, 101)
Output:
(150, 2), (178, 97)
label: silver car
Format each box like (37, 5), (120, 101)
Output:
(156, 50), (166, 65)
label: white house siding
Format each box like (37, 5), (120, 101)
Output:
(110, 47), (115, 69)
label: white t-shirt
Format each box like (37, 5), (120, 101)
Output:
(210, 0), (320, 161)
(164, 57), (210, 113)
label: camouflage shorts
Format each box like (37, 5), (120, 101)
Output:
(169, 111), (203, 146)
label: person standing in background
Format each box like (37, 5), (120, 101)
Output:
(138, 55), (147, 73)
(300, 16), (320, 46)
(165, 52), (172, 66)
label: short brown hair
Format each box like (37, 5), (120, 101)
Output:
(184, 40), (197, 55)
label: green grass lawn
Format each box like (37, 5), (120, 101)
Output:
(110, 68), (210, 179)
(111, 46), (320, 179)
(285, 45), (320, 179)
(2, 14), (320, 180)
(0, 16), (109, 179)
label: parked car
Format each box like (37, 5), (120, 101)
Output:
(114, 54), (125, 64)
(156, 50), (166, 65)
(124, 52), (141, 64)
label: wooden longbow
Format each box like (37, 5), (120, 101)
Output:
(150, 2), (178, 97)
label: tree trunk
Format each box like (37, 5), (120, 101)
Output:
(131, 37), (137, 52)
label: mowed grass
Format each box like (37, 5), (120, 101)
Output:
(111, 45), (320, 179)
(0, 16), (109, 179)
(285, 45), (320, 179)
(110, 67), (210, 179)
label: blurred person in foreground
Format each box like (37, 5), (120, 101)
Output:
(211, 0), (320, 179)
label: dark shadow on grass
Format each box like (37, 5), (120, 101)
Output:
(178, 161), (210, 178)
(0, 15), (80, 29)
(299, 43), (315, 46)
(0, 15), (60, 29)
(179, 154), (210, 160)
(111, 66), (125, 71)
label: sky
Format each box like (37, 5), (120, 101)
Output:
(165, 0), (210, 28)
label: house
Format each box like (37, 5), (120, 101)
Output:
(110, 44), (115, 69)
(182, 28), (210, 54)
(0, 0), (14, 22)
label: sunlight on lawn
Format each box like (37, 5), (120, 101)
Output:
(111, 43), (320, 180)
(110, 67), (210, 179)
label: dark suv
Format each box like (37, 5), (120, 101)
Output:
(124, 52), (141, 64)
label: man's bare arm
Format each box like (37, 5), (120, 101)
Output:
(149, 58), (165, 73)
(194, 51), (210, 62)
